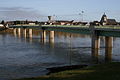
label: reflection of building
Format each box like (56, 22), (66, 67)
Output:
(100, 13), (117, 25)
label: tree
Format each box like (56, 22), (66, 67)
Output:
(25, 20), (28, 24)
(35, 21), (38, 24)
(1, 20), (5, 24)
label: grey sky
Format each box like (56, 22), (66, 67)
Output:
(0, 0), (120, 21)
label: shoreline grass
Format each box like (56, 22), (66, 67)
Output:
(15, 62), (120, 80)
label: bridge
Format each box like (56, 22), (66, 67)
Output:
(9, 25), (120, 36)
(9, 25), (120, 49)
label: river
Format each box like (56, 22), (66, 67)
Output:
(0, 29), (120, 79)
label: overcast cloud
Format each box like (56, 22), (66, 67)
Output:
(0, 7), (47, 21)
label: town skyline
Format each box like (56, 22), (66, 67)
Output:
(0, 0), (120, 21)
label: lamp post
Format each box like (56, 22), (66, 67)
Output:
(53, 14), (56, 23)
(81, 11), (84, 21)
(79, 11), (84, 22)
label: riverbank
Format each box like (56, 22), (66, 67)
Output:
(15, 62), (120, 80)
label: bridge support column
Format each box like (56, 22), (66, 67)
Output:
(29, 29), (33, 38)
(13, 28), (17, 37)
(90, 25), (100, 49)
(105, 37), (113, 48)
(18, 28), (21, 38)
(49, 31), (55, 44)
(41, 30), (46, 43)
(92, 35), (100, 49)
(91, 27), (100, 63)
(105, 37), (113, 62)
(23, 28), (27, 38)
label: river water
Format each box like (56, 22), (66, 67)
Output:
(0, 30), (120, 79)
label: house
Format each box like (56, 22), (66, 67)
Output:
(81, 22), (88, 26)
(0, 24), (4, 27)
(106, 19), (117, 25)
(91, 21), (100, 26)
(52, 20), (74, 25)
(6, 20), (39, 25)
(117, 22), (120, 25)
(73, 22), (87, 25)
(39, 22), (47, 25)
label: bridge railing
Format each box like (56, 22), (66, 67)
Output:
(41, 25), (89, 28)
(9, 24), (120, 29)
(95, 26), (120, 29)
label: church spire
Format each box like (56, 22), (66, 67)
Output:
(100, 13), (108, 25)
(103, 12), (106, 15)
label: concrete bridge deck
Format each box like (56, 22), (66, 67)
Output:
(9, 25), (120, 37)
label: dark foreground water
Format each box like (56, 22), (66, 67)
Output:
(0, 31), (120, 79)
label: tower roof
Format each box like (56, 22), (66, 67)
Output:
(102, 13), (107, 17)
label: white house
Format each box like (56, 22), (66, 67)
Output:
(0, 24), (4, 27)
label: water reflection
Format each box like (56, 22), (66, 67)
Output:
(41, 39), (46, 44)
(92, 48), (113, 63)
(28, 37), (33, 44)
(13, 29), (17, 37)
(105, 48), (112, 62)
(92, 49), (99, 63)
(23, 29), (27, 38)
(18, 28), (21, 38)
(49, 39), (54, 48)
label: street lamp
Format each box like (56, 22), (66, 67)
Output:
(79, 11), (84, 22)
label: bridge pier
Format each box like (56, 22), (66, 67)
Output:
(91, 25), (100, 63)
(105, 37), (113, 62)
(18, 28), (21, 38)
(49, 31), (54, 42)
(92, 35), (100, 49)
(29, 29), (33, 38)
(23, 28), (27, 38)
(105, 37), (113, 48)
(49, 31), (55, 47)
(13, 28), (17, 37)
(91, 25), (100, 49)
(41, 30), (46, 43)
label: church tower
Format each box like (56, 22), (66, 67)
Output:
(100, 13), (107, 25)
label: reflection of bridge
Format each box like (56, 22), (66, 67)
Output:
(9, 25), (120, 62)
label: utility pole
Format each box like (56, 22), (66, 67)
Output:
(79, 11), (84, 22)
(81, 11), (84, 21)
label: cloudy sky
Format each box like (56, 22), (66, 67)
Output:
(0, 0), (120, 21)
